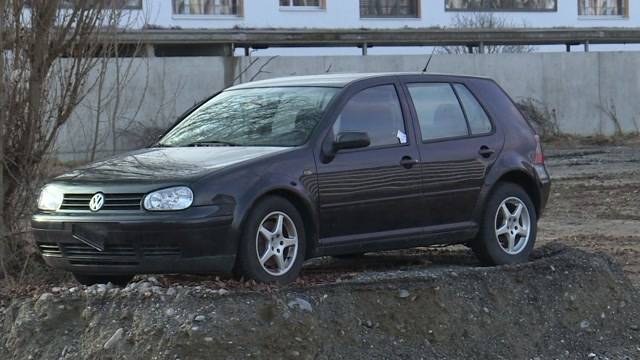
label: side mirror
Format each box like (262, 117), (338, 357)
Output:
(334, 131), (371, 151)
(321, 131), (370, 163)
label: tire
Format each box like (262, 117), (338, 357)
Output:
(472, 182), (537, 266)
(234, 196), (306, 283)
(73, 273), (133, 286)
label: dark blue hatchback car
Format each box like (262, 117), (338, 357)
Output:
(32, 73), (550, 285)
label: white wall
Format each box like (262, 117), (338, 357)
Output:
(55, 51), (640, 161)
(136, 0), (640, 29)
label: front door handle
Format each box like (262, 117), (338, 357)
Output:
(400, 156), (419, 169)
(478, 146), (495, 158)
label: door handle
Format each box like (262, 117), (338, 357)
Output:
(400, 156), (419, 169)
(478, 146), (495, 158)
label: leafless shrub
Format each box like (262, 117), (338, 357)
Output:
(597, 99), (624, 137)
(437, 13), (536, 54)
(516, 98), (561, 139)
(0, 0), (140, 283)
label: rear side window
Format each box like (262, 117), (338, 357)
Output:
(407, 83), (468, 141)
(333, 85), (407, 147)
(453, 84), (493, 135)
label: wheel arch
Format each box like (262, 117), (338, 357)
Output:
(491, 170), (542, 218)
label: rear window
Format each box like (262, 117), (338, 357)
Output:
(407, 83), (469, 141)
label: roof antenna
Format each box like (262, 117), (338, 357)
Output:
(421, 47), (436, 73)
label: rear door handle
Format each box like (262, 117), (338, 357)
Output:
(400, 156), (419, 169)
(478, 146), (495, 158)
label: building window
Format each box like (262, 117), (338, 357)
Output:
(578, 0), (627, 16)
(27, 0), (143, 9)
(445, 0), (557, 12)
(360, 0), (420, 18)
(279, 0), (324, 9)
(173, 0), (243, 16)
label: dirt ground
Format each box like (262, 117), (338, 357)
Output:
(538, 140), (640, 287)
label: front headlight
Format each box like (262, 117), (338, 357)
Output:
(37, 185), (64, 211)
(143, 186), (193, 211)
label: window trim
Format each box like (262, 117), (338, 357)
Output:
(329, 83), (413, 154)
(359, 0), (421, 19)
(404, 81), (496, 145)
(444, 0), (557, 12)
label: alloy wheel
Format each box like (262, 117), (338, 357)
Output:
(494, 197), (531, 255)
(255, 211), (299, 276)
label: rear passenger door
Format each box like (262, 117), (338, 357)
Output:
(402, 80), (504, 229)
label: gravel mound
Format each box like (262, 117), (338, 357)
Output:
(1, 244), (639, 359)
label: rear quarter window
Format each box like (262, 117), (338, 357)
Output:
(453, 84), (493, 135)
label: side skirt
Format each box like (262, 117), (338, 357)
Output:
(313, 222), (478, 257)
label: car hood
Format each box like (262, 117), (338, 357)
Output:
(56, 146), (289, 183)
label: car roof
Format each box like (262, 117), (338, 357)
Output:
(225, 72), (492, 90)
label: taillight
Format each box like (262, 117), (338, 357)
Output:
(533, 134), (545, 165)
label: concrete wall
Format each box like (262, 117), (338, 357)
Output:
(137, 0), (640, 29)
(55, 51), (640, 161)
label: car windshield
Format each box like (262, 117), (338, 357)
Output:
(158, 86), (339, 147)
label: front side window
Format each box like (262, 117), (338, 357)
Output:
(453, 84), (493, 135)
(280, 0), (322, 8)
(578, 0), (627, 16)
(408, 83), (469, 141)
(446, 0), (557, 11)
(360, 0), (419, 18)
(172, 0), (242, 15)
(159, 87), (338, 147)
(333, 85), (407, 147)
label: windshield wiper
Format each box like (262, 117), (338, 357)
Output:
(184, 140), (241, 147)
(153, 143), (173, 148)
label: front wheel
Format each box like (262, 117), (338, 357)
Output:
(234, 196), (306, 283)
(472, 182), (537, 266)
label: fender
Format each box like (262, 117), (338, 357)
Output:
(472, 149), (540, 223)
(228, 172), (319, 258)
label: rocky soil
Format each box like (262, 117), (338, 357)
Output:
(1, 140), (639, 359)
(1, 245), (639, 360)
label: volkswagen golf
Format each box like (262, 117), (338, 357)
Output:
(32, 73), (550, 285)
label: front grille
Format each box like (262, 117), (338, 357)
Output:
(38, 242), (62, 256)
(63, 244), (137, 257)
(51, 242), (182, 267)
(60, 193), (144, 211)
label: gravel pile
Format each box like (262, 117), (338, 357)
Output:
(1, 244), (639, 359)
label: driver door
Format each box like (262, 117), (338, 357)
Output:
(316, 81), (423, 244)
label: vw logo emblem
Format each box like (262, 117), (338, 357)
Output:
(89, 193), (105, 212)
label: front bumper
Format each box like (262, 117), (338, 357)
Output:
(31, 206), (236, 275)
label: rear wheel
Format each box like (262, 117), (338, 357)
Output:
(472, 182), (537, 265)
(234, 196), (306, 283)
(72, 273), (133, 286)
